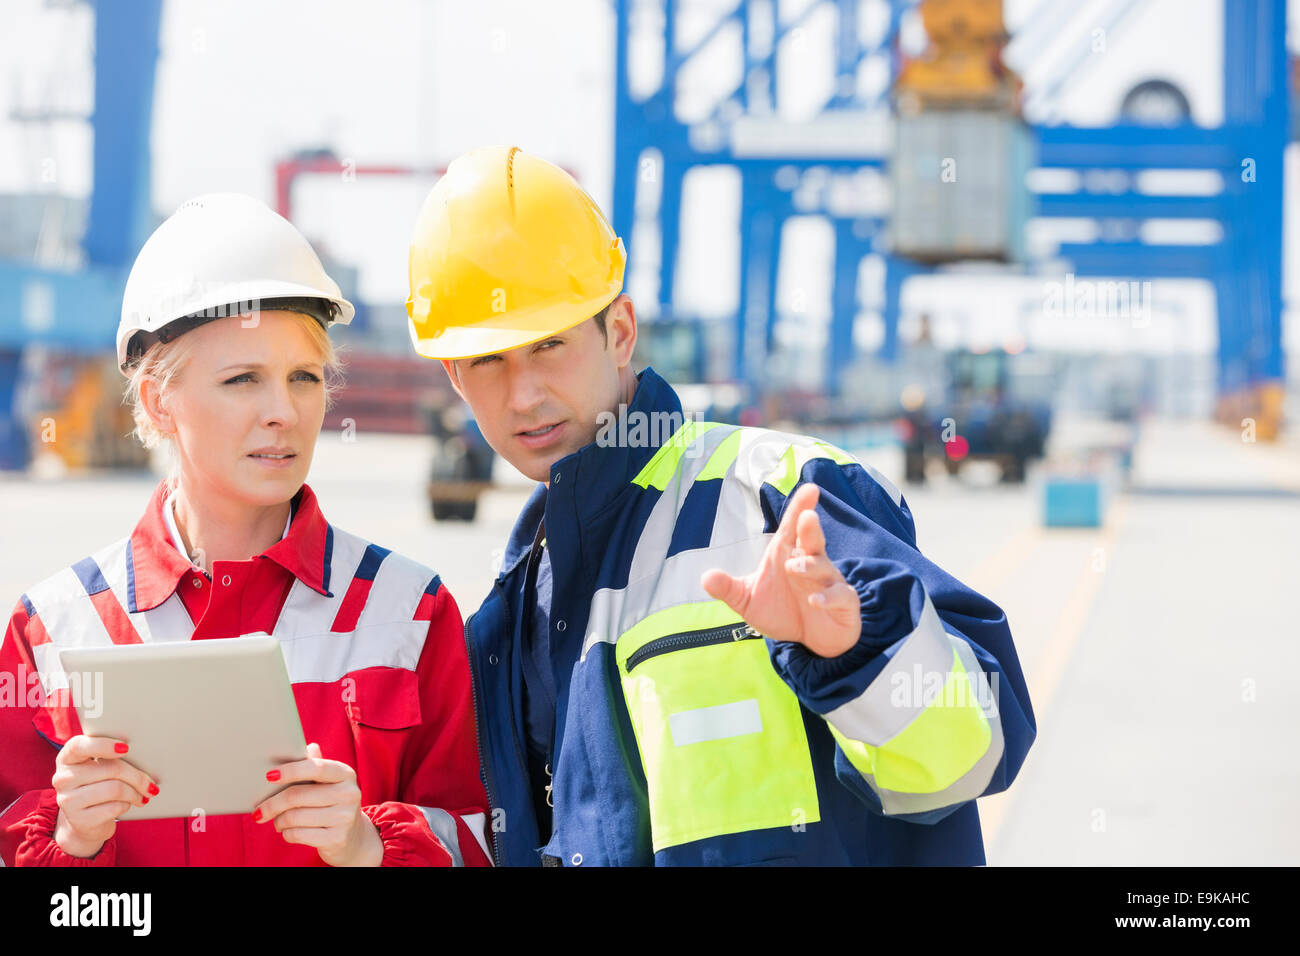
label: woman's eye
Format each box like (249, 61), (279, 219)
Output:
(223, 373), (254, 385)
(293, 371), (323, 383)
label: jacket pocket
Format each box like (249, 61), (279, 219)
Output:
(344, 666), (422, 729)
(343, 666), (422, 798)
(615, 600), (820, 854)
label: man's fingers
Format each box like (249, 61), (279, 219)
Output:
(701, 569), (749, 616)
(795, 505), (827, 557)
(783, 550), (839, 589)
(808, 581), (860, 618)
(774, 483), (820, 550)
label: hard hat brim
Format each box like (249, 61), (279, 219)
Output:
(408, 287), (621, 362)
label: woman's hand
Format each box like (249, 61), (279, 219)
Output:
(252, 742), (383, 867)
(51, 736), (159, 859)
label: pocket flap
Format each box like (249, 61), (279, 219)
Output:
(344, 666), (422, 729)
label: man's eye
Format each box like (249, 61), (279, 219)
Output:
(538, 339), (562, 351)
(470, 356), (500, 368)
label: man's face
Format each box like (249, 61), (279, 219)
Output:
(442, 302), (635, 483)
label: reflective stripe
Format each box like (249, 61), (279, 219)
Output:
(94, 538), (191, 643)
(583, 423), (741, 660)
(631, 420), (723, 489)
(24, 567), (115, 693)
(764, 440), (856, 495)
(272, 528), (370, 637)
(355, 549), (436, 630)
(277, 621), (427, 684)
(459, 811), (491, 864)
(669, 699), (762, 746)
(823, 594), (953, 745)
(417, 807), (465, 867)
(823, 595), (1003, 814)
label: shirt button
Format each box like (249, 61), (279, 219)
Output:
(556, 620), (566, 632)
(570, 852), (583, 866)
(488, 654), (499, 665)
(192, 578), (202, 589)
(553, 472), (562, 484)
(221, 574), (231, 586)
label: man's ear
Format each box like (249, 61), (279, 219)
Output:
(139, 376), (175, 436)
(606, 294), (637, 369)
(440, 359), (466, 401)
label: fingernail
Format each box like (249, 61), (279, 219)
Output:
(252, 808), (262, 822)
(142, 796), (149, 805)
(266, 770), (281, 782)
(114, 742), (129, 754)
(148, 783), (160, 796)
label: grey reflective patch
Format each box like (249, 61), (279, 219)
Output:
(669, 698), (763, 746)
(418, 806), (464, 867)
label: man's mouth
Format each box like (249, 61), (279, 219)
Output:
(517, 424), (560, 438)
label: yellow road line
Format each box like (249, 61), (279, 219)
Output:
(979, 493), (1130, 857)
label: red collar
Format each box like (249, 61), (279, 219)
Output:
(127, 480), (334, 612)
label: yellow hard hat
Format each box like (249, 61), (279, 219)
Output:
(406, 146), (627, 361)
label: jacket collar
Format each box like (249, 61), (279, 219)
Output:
(495, 366), (684, 580)
(128, 479), (334, 611)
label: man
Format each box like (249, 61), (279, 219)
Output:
(406, 146), (1035, 866)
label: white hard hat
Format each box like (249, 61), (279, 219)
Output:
(117, 192), (355, 373)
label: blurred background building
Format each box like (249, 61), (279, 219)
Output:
(0, 0), (1296, 864)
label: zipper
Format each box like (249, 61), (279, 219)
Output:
(625, 622), (762, 674)
(464, 610), (503, 867)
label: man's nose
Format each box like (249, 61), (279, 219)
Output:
(504, 364), (547, 417)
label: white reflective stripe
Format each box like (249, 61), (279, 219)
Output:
(823, 593), (953, 746)
(582, 424), (742, 660)
(669, 698), (763, 746)
(355, 549), (436, 630)
(93, 539), (193, 643)
(862, 461), (903, 508)
(137, 594), (194, 643)
(271, 528), (369, 637)
(24, 567), (116, 694)
(730, 427), (820, 498)
(417, 807), (464, 866)
(459, 811), (491, 864)
(276, 620), (426, 684)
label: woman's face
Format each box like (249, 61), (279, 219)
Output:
(157, 310), (327, 507)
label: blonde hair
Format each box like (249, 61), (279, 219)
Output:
(124, 310), (345, 450)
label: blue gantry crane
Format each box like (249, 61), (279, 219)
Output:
(0, 0), (162, 468)
(611, 0), (1288, 437)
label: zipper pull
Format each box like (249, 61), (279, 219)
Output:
(545, 762), (554, 808)
(732, 624), (760, 641)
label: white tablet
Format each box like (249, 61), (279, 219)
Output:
(59, 634), (306, 821)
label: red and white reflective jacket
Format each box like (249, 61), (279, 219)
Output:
(0, 479), (491, 867)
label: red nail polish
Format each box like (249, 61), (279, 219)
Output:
(252, 808), (262, 822)
(114, 742), (129, 754)
(142, 796), (149, 805)
(148, 783), (160, 796)
(266, 769), (281, 782)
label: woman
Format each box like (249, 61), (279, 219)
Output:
(0, 194), (490, 866)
